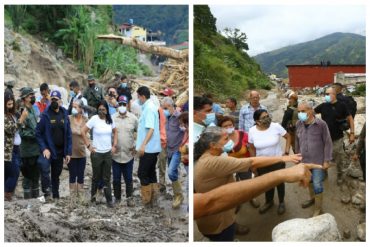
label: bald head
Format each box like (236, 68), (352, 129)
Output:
(325, 87), (337, 103)
(249, 90), (260, 108)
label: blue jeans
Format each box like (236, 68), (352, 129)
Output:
(38, 155), (64, 198)
(167, 151), (181, 182)
(112, 158), (134, 185)
(5, 145), (21, 192)
(311, 168), (326, 194)
(68, 157), (86, 184)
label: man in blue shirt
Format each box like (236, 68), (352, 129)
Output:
(239, 90), (267, 132)
(135, 86), (161, 206)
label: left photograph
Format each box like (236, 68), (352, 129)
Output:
(4, 5), (189, 242)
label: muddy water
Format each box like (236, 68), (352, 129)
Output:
(4, 158), (188, 242)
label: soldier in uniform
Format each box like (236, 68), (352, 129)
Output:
(83, 74), (104, 111)
(5, 80), (15, 96)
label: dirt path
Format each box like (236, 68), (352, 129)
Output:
(194, 87), (365, 241)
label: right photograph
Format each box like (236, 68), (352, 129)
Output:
(193, 5), (366, 242)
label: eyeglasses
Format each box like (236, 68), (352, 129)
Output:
(118, 102), (127, 106)
(325, 93), (330, 95)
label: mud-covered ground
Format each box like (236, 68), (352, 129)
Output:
(5, 157), (189, 242)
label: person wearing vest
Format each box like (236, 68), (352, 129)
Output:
(83, 74), (104, 112)
(281, 92), (298, 153)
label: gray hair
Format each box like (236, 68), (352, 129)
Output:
(194, 126), (224, 161)
(73, 98), (85, 112)
(298, 100), (314, 110)
(162, 96), (174, 106)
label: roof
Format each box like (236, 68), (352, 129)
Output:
(169, 42), (188, 50)
(286, 64), (365, 68)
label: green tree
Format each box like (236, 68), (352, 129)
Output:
(223, 27), (249, 51)
(5, 5), (27, 32)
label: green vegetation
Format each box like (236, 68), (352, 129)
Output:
(351, 84), (366, 97)
(113, 5), (188, 45)
(5, 5), (152, 77)
(194, 5), (270, 101)
(254, 32), (366, 78)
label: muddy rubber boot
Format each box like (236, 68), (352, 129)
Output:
(90, 183), (98, 203)
(126, 182), (134, 207)
(140, 184), (152, 206)
(5, 192), (13, 201)
(313, 193), (323, 217)
(77, 183), (86, 205)
(104, 187), (114, 208)
(31, 188), (40, 198)
(24, 189), (32, 199)
(69, 183), (78, 208)
(172, 180), (184, 209)
(301, 185), (315, 208)
(113, 181), (121, 204)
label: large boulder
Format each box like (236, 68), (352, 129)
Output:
(272, 213), (342, 241)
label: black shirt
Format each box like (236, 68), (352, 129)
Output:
(314, 101), (350, 141)
(49, 108), (65, 153)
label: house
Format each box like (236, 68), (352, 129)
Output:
(286, 64), (366, 88)
(119, 20), (147, 42)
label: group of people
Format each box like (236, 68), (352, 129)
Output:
(193, 83), (365, 241)
(4, 73), (189, 210)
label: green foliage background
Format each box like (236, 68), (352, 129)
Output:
(4, 5), (157, 78)
(254, 32), (366, 78)
(194, 5), (270, 101)
(112, 5), (189, 45)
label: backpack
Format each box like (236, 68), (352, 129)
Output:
(287, 106), (298, 132)
(343, 95), (357, 119)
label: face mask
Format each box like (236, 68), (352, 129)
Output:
(298, 112), (308, 122)
(325, 95), (331, 103)
(121, 83), (127, 88)
(118, 106), (127, 114)
(225, 127), (234, 134)
(163, 109), (171, 118)
(50, 101), (59, 110)
(30, 96), (36, 105)
(194, 123), (205, 143)
(260, 116), (272, 128)
(223, 139), (234, 153)
(72, 108), (79, 116)
(180, 126), (187, 132)
(136, 99), (143, 106)
(98, 109), (106, 117)
(89, 83), (95, 88)
(70, 91), (76, 98)
(203, 112), (216, 126)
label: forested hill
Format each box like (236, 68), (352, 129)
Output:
(113, 5), (188, 45)
(254, 32), (366, 78)
(194, 5), (270, 100)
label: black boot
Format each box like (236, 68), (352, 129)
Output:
(126, 182), (134, 207)
(90, 183), (98, 203)
(31, 188), (39, 198)
(23, 189), (32, 199)
(113, 182), (121, 203)
(104, 187), (114, 208)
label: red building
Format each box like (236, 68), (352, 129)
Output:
(286, 64), (366, 88)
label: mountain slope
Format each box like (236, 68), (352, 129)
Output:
(254, 32), (366, 78)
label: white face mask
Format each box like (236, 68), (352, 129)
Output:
(71, 108), (79, 116)
(118, 106), (127, 114)
(225, 127), (235, 134)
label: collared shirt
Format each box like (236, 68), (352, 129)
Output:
(136, 99), (161, 153)
(193, 122), (205, 143)
(239, 103), (267, 132)
(166, 111), (184, 157)
(212, 103), (224, 115)
(112, 111), (138, 163)
(295, 118), (333, 164)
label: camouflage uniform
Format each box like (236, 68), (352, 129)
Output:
(19, 106), (40, 199)
(83, 84), (104, 110)
(4, 115), (17, 161)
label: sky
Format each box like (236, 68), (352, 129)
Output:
(210, 5), (366, 56)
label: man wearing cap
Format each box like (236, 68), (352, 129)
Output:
(36, 90), (72, 201)
(160, 88), (175, 98)
(5, 80), (15, 96)
(117, 75), (132, 111)
(18, 87), (41, 199)
(83, 74), (104, 110)
(111, 95), (138, 206)
(281, 92), (299, 153)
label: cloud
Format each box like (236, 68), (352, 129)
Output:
(210, 5), (366, 56)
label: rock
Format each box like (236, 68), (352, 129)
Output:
(272, 213), (341, 241)
(349, 179), (359, 190)
(56, 48), (63, 60)
(356, 223), (366, 241)
(4, 27), (15, 45)
(343, 229), (351, 239)
(348, 168), (363, 179)
(17, 36), (32, 55)
(351, 192), (365, 205)
(341, 195), (351, 204)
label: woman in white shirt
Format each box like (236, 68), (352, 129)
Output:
(82, 100), (117, 208)
(249, 109), (291, 215)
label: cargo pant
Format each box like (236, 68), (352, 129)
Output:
(332, 138), (347, 180)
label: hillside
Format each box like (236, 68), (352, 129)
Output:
(254, 32), (366, 78)
(113, 5), (188, 45)
(194, 5), (270, 100)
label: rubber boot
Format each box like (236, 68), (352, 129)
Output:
(5, 192), (13, 201)
(69, 183), (78, 208)
(313, 193), (323, 217)
(31, 188), (40, 198)
(77, 183), (86, 205)
(24, 189), (32, 199)
(172, 180), (184, 209)
(140, 184), (152, 206)
(126, 182), (134, 207)
(301, 185), (315, 208)
(113, 181), (121, 204)
(151, 183), (160, 207)
(104, 187), (114, 208)
(90, 183), (98, 203)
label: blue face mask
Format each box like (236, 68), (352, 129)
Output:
(325, 95), (331, 103)
(136, 99), (143, 106)
(163, 109), (171, 118)
(70, 91), (76, 98)
(223, 139), (234, 153)
(121, 83), (127, 88)
(203, 112), (216, 126)
(194, 123), (205, 142)
(298, 112), (308, 122)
